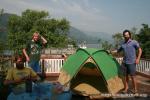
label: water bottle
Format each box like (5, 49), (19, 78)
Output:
(25, 76), (32, 93)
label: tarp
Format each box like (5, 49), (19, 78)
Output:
(7, 82), (72, 100)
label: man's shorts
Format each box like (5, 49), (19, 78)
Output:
(122, 63), (136, 76)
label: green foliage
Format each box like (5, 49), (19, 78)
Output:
(130, 27), (138, 40)
(137, 24), (150, 59)
(0, 40), (5, 54)
(7, 9), (72, 54)
(142, 41), (150, 58)
(101, 40), (112, 50)
(0, 9), (9, 53)
(112, 33), (122, 49)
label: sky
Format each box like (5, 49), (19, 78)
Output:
(0, 0), (150, 34)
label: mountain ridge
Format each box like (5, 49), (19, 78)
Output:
(68, 26), (113, 44)
(0, 13), (113, 44)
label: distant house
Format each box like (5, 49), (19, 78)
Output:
(1, 50), (13, 57)
(78, 41), (87, 49)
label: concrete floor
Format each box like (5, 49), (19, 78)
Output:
(0, 75), (149, 100)
(45, 75), (150, 100)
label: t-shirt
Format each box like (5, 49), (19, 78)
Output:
(118, 39), (140, 64)
(26, 40), (43, 61)
(5, 67), (37, 93)
(5, 67), (37, 81)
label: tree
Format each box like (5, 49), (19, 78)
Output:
(112, 33), (122, 49)
(97, 38), (102, 48)
(0, 8), (6, 55)
(0, 9), (4, 16)
(0, 40), (5, 55)
(137, 24), (150, 59)
(130, 27), (138, 40)
(7, 9), (72, 54)
(0, 8), (4, 34)
(101, 40), (112, 50)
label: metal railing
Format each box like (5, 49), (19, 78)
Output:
(40, 58), (64, 73)
(13, 57), (150, 75)
(137, 59), (150, 74)
(13, 59), (64, 74)
(116, 58), (150, 75)
(40, 57), (150, 75)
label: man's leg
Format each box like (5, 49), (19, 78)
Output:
(28, 61), (36, 71)
(128, 63), (137, 93)
(131, 75), (137, 93)
(123, 74), (129, 92)
(122, 63), (129, 92)
(35, 60), (41, 73)
(35, 61), (46, 80)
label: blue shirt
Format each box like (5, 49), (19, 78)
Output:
(118, 39), (140, 64)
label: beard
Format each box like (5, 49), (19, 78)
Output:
(124, 37), (130, 42)
(16, 62), (24, 70)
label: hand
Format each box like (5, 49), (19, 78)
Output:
(26, 56), (30, 62)
(23, 76), (31, 80)
(15, 78), (24, 84)
(110, 50), (118, 55)
(135, 58), (140, 64)
(40, 35), (47, 44)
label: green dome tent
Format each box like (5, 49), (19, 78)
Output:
(58, 48), (124, 98)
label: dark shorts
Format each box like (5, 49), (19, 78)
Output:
(122, 63), (136, 76)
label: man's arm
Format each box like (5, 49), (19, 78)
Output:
(117, 46), (122, 53)
(40, 35), (47, 44)
(22, 75), (40, 82)
(4, 75), (39, 85)
(135, 47), (142, 64)
(110, 46), (122, 57)
(4, 79), (24, 85)
(23, 48), (30, 62)
(4, 69), (25, 85)
(29, 69), (40, 81)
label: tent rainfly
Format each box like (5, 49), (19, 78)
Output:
(58, 48), (124, 98)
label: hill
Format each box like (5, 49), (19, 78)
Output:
(86, 31), (113, 43)
(68, 27), (113, 44)
(0, 13), (113, 44)
(68, 27), (99, 43)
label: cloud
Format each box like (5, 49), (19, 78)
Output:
(0, 0), (112, 33)
(48, 0), (111, 32)
(0, 0), (54, 14)
(51, 0), (58, 2)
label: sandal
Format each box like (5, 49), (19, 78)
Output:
(121, 89), (128, 93)
(130, 89), (138, 94)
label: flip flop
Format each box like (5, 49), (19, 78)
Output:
(129, 89), (138, 94)
(121, 90), (128, 94)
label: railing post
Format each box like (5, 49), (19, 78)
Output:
(116, 57), (150, 75)
(41, 59), (46, 78)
